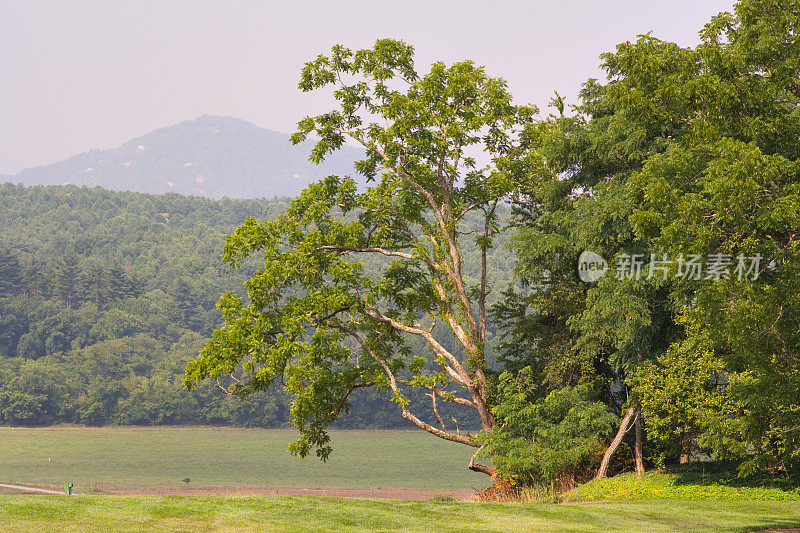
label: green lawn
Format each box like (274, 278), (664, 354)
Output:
(0, 427), (479, 491)
(0, 495), (798, 532)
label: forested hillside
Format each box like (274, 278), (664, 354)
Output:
(0, 183), (513, 427)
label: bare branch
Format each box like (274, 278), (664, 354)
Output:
(440, 394), (477, 409)
(364, 307), (493, 430)
(402, 408), (480, 447)
(332, 324), (478, 447)
(396, 379), (477, 410)
(315, 245), (416, 260)
(216, 378), (231, 395)
(468, 444), (494, 476)
(330, 382), (375, 417)
(429, 390), (446, 430)
(456, 198), (492, 221)
(364, 308), (471, 385)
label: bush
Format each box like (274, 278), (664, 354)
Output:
(481, 368), (618, 488)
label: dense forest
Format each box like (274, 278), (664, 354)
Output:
(0, 183), (513, 427)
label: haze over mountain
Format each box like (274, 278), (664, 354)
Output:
(8, 115), (364, 199)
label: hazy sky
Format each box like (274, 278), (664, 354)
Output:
(1, 0), (736, 175)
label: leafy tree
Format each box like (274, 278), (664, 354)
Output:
(504, 0), (800, 478)
(630, 338), (727, 466)
(20, 256), (44, 298)
(625, 0), (800, 474)
(0, 248), (22, 297)
(53, 248), (80, 310)
(0, 391), (46, 425)
(500, 40), (688, 478)
(185, 39), (536, 476)
(0, 297), (27, 357)
(79, 261), (112, 308)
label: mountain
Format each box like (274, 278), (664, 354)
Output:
(10, 115), (364, 199)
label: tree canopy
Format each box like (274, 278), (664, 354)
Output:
(500, 0), (800, 477)
(187, 0), (800, 483)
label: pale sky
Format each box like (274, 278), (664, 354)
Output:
(0, 0), (736, 175)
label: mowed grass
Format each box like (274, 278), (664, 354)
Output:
(0, 427), (479, 491)
(0, 495), (799, 532)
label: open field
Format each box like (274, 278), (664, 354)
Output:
(0, 427), (480, 493)
(1, 495), (800, 532)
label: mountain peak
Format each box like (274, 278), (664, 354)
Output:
(12, 116), (362, 199)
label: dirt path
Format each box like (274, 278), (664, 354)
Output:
(108, 486), (476, 501)
(0, 483), (64, 495)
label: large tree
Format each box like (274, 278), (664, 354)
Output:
(504, 0), (800, 477)
(184, 39), (536, 476)
(627, 0), (800, 475)
(500, 37), (689, 478)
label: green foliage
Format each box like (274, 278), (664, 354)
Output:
(481, 368), (618, 485)
(186, 39), (534, 463)
(0, 182), (294, 427)
(0, 248), (22, 297)
(0, 183), (461, 428)
(0, 179), (513, 429)
(620, 0), (800, 473)
(500, 0), (800, 476)
(52, 249), (80, 310)
(494, 28), (687, 405)
(631, 340), (727, 465)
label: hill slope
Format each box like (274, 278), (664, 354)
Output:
(12, 115), (363, 199)
(0, 184), (514, 428)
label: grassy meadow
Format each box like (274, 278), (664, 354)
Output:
(0, 427), (480, 492)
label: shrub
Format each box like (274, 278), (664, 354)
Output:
(481, 368), (618, 488)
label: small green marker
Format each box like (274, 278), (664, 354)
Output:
(65, 482), (73, 495)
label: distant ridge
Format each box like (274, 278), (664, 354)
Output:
(10, 115), (363, 199)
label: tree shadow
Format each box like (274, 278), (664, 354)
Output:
(669, 461), (800, 494)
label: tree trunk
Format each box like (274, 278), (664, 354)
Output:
(595, 406), (636, 480)
(634, 411), (645, 478)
